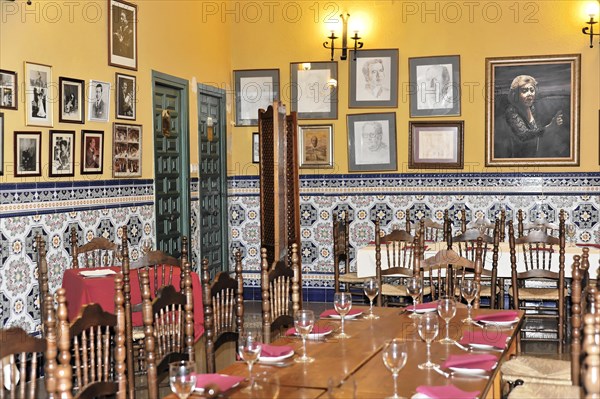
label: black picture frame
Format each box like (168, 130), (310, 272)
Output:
(108, 0), (138, 70)
(347, 113), (397, 172)
(59, 77), (85, 124)
(14, 131), (41, 177)
(49, 130), (75, 177)
(115, 72), (136, 120)
(234, 69), (279, 126)
(290, 62), (338, 120)
(409, 55), (461, 117)
(0, 69), (18, 110)
(81, 130), (104, 175)
(409, 121), (464, 169)
(349, 49), (398, 108)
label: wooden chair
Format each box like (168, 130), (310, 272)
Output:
(517, 209), (561, 237)
(70, 226), (121, 269)
(333, 212), (366, 295)
(419, 215), (451, 245)
(260, 243), (301, 344)
(131, 247), (182, 307)
(202, 251), (244, 373)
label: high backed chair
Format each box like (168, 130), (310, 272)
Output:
(202, 251), (244, 373)
(132, 249), (181, 305)
(333, 212), (366, 294)
(70, 226), (120, 269)
(517, 209), (561, 237)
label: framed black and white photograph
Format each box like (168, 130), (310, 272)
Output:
(25, 62), (53, 127)
(49, 130), (75, 177)
(485, 54), (580, 166)
(234, 69), (279, 126)
(109, 0), (137, 70)
(299, 124), (333, 168)
(113, 122), (141, 177)
(347, 113), (397, 172)
(290, 62), (337, 119)
(0, 113), (3, 175)
(14, 131), (41, 177)
(0, 69), (18, 110)
(252, 132), (260, 163)
(409, 55), (461, 117)
(349, 49), (398, 108)
(409, 121), (464, 169)
(59, 77), (84, 123)
(81, 130), (104, 175)
(88, 80), (111, 123)
(115, 72), (135, 120)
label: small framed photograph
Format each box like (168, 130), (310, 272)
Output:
(347, 113), (397, 172)
(81, 130), (104, 175)
(349, 49), (398, 108)
(14, 131), (41, 177)
(299, 124), (333, 168)
(25, 62), (53, 127)
(113, 122), (141, 177)
(234, 69), (279, 126)
(59, 77), (85, 123)
(0, 69), (18, 110)
(252, 132), (260, 164)
(115, 72), (136, 120)
(409, 121), (464, 169)
(88, 80), (111, 122)
(409, 55), (461, 117)
(290, 62), (337, 119)
(109, 0), (137, 70)
(49, 130), (75, 177)
(0, 113), (3, 175)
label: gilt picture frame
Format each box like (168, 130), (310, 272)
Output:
(298, 124), (333, 168)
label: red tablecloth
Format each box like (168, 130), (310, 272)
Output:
(62, 266), (204, 341)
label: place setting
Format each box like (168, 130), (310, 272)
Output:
(168, 360), (244, 399)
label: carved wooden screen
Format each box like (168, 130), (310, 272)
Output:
(259, 106), (276, 264)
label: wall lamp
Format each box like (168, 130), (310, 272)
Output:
(582, 2), (599, 48)
(323, 13), (364, 61)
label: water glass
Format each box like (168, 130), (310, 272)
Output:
(294, 309), (315, 363)
(382, 339), (408, 399)
(334, 292), (353, 338)
(238, 330), (262, 390)
(417, 313), (439, 370)
(406, 277), (422, 319)
(169, 360), (197, 399)
(461, 280), (478, 323)
(437, 297), (457, 344)
(363, 278), (380, 320)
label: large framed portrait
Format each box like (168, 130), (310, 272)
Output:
(349, 49), (398, 108)
(25, 62), (53, 127)
(81, 130), (104, 175)
(14, 131), (41, 177)
(234, 69), (279, 126)
(108, 0), (137, 70)
(115, 72), (136, 120)
(59, 77), (84, 124)
(347, 113), (397, 172)
(0, 69), (18, 110)
(409, 121), (464, 169)
(290, 62), (337, 120)
(88, 80), (111, 123)
(49, 130), (75, 177)
(409, 55), (461, 117)
(298, 124), (333, 168)
(0, 113), (3, 175)
(113, 122), (141, 177)
(485, 54), (580, 166)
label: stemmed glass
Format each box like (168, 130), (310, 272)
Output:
(461, 280), (478, 324)
(417, 313), (439, 370)
(406, 277), (422, 319)
(382, 339), (408, 399)
(334, 292), (353, 339)
(437, 297), (457, 344)
(566, 224), (576, 246)
(169, 360), (197, 399)
(363, 278), (380, 320)
(238, 330), (262, 390)
(294, 309), (315, 363)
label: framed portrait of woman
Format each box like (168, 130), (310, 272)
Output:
(59, 77), (84, 124)
(49, 130), (75, 177)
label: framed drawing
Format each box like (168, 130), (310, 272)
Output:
(88, 80), (111, 122)
(485, 54), (580, 166)
(49, 130), (75, 177)
(109, 0), (137, 70)
(59, 77), (85, 123)
(25, 62), (53, 127)
(0, 69), (17, 110)
(234, 69), (279, 126)
(0, 113), (3, 175)
(409, 121), (464, 169)
(347, 113), (397, 172)
(14, 131), (41, 177)
(113, 122), (141, 177)
(349, 49), (398, 108)
(290, 62), (337, 119)
(409, 55), (461, 117)
(252, 132), (260, 163)
(299, 124), (333, 168)
(81, 130), (104, 175)
(115, 72), (135, 120)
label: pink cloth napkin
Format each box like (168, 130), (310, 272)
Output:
(194, 373), (244, 393)
(285, 325), (333, 336)
(473, 311), (518, 322)
(442, 354), (498, 370)
(459, 330), (508, 349)
(408, 300), (439, 311)
(260, 344), (293, 358)
(320, 308), (362, 318)
(416, 385), (480, 399)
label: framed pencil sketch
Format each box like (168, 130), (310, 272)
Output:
(299, 124), (333, 168)
(252, 132), (260, 163)
(113, 122), (141, 177)
(485, 54), (580, 166)
(290, 62), (337, 119)
(0, 69), (17, 110)
(409, 55), (461, 117)
(409, 121), (464, 169)
(88, 80), (111, 122)
(347, 113), (397, 172)
(49, 130), (75, 177)
(234, 69), (279, 126)
(115, 72), (135, 120)
(109, 0), (137, 70)
(25, 62), (53, 127)
(14, 131), (41, 177)
(349, 49), (398, 108)
(81, 130), (104, 175)
(59, 77), (85, 123)
(0, 113), (3, 175)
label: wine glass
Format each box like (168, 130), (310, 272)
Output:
(382, 339), (408, 399)
(461, 280), (478, 324)
(406, 277), (422, 319)
(294, 310), (315, 363)
(238, 330), (262, 390)
(566, 224), (576, 246)
(169, 360), (197, 399)
(437, 296), (457, 344)
(363, 278), (380, 320)
(334, 292), (353, 339)
(417, 313), (439, 370)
